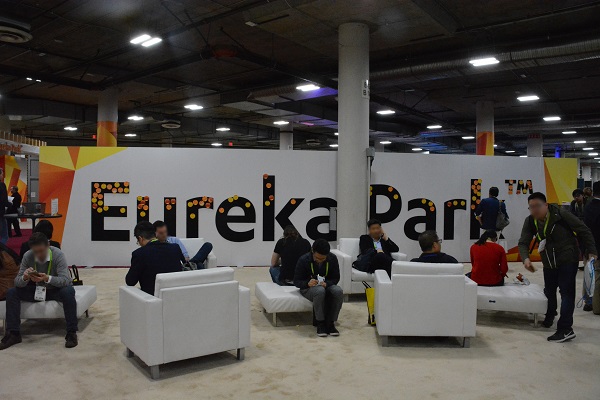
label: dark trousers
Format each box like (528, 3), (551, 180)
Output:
(301, 285), (343, 322)
(5, 285), (78, 333)
(543, 263), (579, 331)
(368, 252), (394, 277)
(6, 217), (21, 237)
(189, 243), (213, 268)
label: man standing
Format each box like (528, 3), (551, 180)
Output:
(294, 239), (343, 337)
(153, 220), (213, 268)
(0, 168), (9, 244)
(354, 219), (400, 277)
(126, 221), (185, 295)
(475, 186), (508, 231)
(7, 186), (22, 237)
(570, 189), (586, 220)
(518, 192), (597, 342)
(583, 182), (600, 314)
(1, 233), (78, 350)
(411, 230), (459, 263)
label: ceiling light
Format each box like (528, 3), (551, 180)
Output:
(412, 148), (422, 151)
(35, 79), (41, 82)
(462, 136), (475, 140)
(505, 150), (515, 153)
(543, 116), (561, 121)
(469, 57), (500, 66)
(595, 158), (600, 160)
(380, 141), (392, 145)
(574, 140), (586, 144)
(64, 126), (77, 131)
(589, 153), (599, 156)
(216, 127), (230, 132)
(517, 95), (540, 102)
(583, 147), (594, 151)
(127, 115), (144, 121)
(26, 77), (32, 81)
(376, 110), (395, 115)
(493, 144), (498, 147)
(184, 104), (203, 110)
(296, 84), (320, 92)
(562, 131), (576, 134)
(334, 132), (339, 136)
(329, 144), (339, 148)
(520, 155), (528, 158)
(141, 37), (162, 47)
(130, 34), (152, 44)
(273, 120), (289, 125)
(427, 125), (442, 129)
(124, 133), (137, 137)
(211, 143), (223, 147)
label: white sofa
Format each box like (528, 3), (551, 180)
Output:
(374, 261), (477, 347)
(119, 268), (250, 379)
(477, 283), (547, 326)
(179, 238), (218, 269)
(0, 285), (97, 333)
(255, 282), (313, 326)
(331, 238), (407, 298)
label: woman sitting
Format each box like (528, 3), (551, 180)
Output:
(469, 230), (508, 286)
(269, 225), (311, 286)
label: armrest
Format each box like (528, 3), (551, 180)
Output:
(374, 270), (393, 335)
(462, 277), (478, 337)
(119, 286), (164, 366)
(330, 249), (353, 293)
(391, 252), (407, 261)
(238, 285), (251, 348)
(206, 252), (218, 269)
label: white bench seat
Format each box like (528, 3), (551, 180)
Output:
(255, 282), (312, 326)
(477, 283), (547, 325)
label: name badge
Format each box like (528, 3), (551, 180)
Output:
(538, 239), (547, 253)
(34, 285), (47, 302)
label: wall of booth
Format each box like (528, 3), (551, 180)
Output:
(39, 147), (576, 267)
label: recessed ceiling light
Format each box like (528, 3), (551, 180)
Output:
(64, 126), (77, 131)
(562, 131), (576, 134)
(589, 152), (599, 156)
(130, 34), (152, 44)
(377, 110), (395, 115)
(517, 95), (540, 102)
(216, 127), (230, 132)
(26, 77), (33, 81)
(124, 133), (137, 137)
(462, 136), (475, 140)
(412, 147), (422, 151)
(380, 141), (392, 145)
(211, 143), (223, 147)
(469, 57), (499, 66)
(273, 120), (289, 125)
(583, 147), (594, 151)
(35, 79), (41, 82)
(296, 84), (320, 92)
(427, 125), (442, 129)
(595, 157), (600, 160)
(330, 144), (339, 148)
(184, 104), (203, 110)
(520, 155), (528, 158)
(493, 144), (498, 147)
(334, 132), (339, 136)
(543, 116), (561, 121)
(505, 150), (515, 153)
(141, 37), (162, 47)
(127, 115), (144, 121)
(574, 140), (586, 144)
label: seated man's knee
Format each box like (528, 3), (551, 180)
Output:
(312, 285), (326, 296)
(59, 286), (76, 299)
(5, 287), (17, 300)
(328, 285), (343, 297)
(203, 242), (213, 252)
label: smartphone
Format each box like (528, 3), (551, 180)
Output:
(29, 271), (41, 277)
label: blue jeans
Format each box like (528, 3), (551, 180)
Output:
(6, 285), (78, 333)
(543, 263), (579, 331)
(189, 243), (213, 268)
(0, 218), (8, 245)
(269, 266), (281, 284)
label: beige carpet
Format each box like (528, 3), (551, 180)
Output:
(1, 263), (599, 400)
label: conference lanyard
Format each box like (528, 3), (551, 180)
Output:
(534, 217), (549, 241)
(34, 249), (53, 275)
(310, 261), (329, 277)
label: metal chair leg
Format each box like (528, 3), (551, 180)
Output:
(126, 348), (134, 358)
(150, 365), (160, 380)
(272, 312), (277, 327)
(381, 335), (389, 347)
(463, 337), (471, 348)
(237, 348), (245, 361)
(533, 313), (539, 327)
(85, 310), (89, 318)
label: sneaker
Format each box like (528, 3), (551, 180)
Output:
(0, 332), (22, 350)
(65, 332), (78, 348)
(541, 319), (554, 328)
(547, 329), (576, 343)
(583, 304), (593, 312)
(316, 322), (328, 337)
(328, 323), (340, 337)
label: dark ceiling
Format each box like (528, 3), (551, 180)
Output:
(1, 0), (600, 161)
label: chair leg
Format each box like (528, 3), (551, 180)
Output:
(85, 310), (89, 318)
(126, 348), (134, 358)
(1, 319), (5, 335)
(343, 294), (350, 303)
(533, 313), (538, 327)
(381, 335), (389, 347)
(237, 348), (245, 361)
(463, 337), (471, 348)
(150, 365), (160, 380)
(272, 312), (277, 327)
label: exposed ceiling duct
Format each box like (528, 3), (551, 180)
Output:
(0, 15), (32, 43)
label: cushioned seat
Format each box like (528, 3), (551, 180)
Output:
(0, 285), (97, 330)
(477, 283), (547, 325)
(351, 268), (375, 282)
(255, 282), (313, 326)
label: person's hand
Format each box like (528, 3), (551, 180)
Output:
(523, 258), (536, 273)
(382, 230), (388, 241)
(377, 249), (384, 253)
(185, 257), (190, 262)
(308, 279), (318, 287)
(320, 281), (327, 288)
(23, 267), (34, 281)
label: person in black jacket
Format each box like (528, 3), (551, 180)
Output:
(294, 239), (343, 337)
(355, 219), (399, 277)
(411, 230), (459, 263)
(125, 221), (185, 295)
(7, 186), (22, 237)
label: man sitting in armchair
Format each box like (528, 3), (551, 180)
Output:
(354, 219), (400, 277)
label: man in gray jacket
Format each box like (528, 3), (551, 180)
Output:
(0, 233), (78, 350)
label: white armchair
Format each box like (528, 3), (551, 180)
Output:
(119, 268), (250, 379)
(179, 238), (218, 269)
(331, 238), (407, 298)
(374, 261), (477, 347)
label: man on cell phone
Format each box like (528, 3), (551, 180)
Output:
(1, 233), (78, 350)
(354, 219), (400, 277)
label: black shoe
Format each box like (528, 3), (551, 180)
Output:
(328, 323), (340, 337)
(316, 322), (328, 337)
(541, 319), (554, 328)
(65, 332), (78, 348)
(0, 332), (22, 350)
(583, 304), (593, 312)
(547, 329), (576, 343)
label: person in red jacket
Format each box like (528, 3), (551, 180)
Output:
(469, 230), (508, 286)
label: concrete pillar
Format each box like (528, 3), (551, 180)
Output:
(582, 164), (592, 181)
(374, 141), (384, 152)
(476, 101), (494, 156)
(97, 88), (119, 147)
(279, 127), (293, 150)
(592, 168), (600, 182)
(527, 133), (543, 157)
(337, 22), (370, 238)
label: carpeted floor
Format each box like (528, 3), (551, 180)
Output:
(1, 263), (599, 400)
(6, 228), (32, 256)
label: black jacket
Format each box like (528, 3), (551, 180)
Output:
(359, 234), (399, 256)
(411, 252), (458, 264)
(584, 198), (600, 256)
(0, 183), (7, 217)
(126, 240), (185, 295)
(8, 192), (21, 214)
(294, 252), (340, 290)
